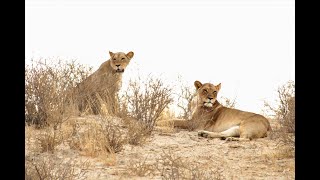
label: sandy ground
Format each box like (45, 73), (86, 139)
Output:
(25, 116), (295, 180)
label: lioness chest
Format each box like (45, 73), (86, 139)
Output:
(82, 60), (122, 93)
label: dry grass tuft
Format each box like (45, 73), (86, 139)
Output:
(68, 116), (126, 158)
(25, 156), (90, 180)
(37, 127), (64, 153)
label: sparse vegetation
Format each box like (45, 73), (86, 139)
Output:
(127, 149), (225, 180)
(68, 116), (126, 158)
(176, 83), (196, 120)
(25, 58), (294, 179)
(25, 58), (92, 128)
(123, 76), (174, 132)
(25, 155), (90, 180)
(124, 117), (150, 145)
(264, 80), (295, 157)
(37, 127), (64, 153)
(220, 96), (237, 108)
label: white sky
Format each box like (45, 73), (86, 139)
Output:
(25, 0), (295, 115)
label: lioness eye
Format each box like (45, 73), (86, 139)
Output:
(113, 58), (116, 60)
(203, 89), (207, 93)
(213, 91), (217, 94)
(121, 57), (125, 60)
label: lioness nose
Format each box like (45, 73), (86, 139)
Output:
(116, 65), (120, 67)
(208, 97), (213, 100)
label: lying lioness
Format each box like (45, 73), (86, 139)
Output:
(173, 80), (271, 141)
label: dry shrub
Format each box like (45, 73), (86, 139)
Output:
(220, 96), (237, 108)
(264, 80), (295, 133)
(176, 83), (196, 120)
(25, 156), (90, 180)
(37, 127), (64, 153)
(127, 156), (157, 177)
(155, 149), (188, 179)
(68, 116), (126, 157)
(127, 149), (225, 180)
(264, 80), (295, 155)
(102, 119), (126, 153)
(122, 117), (149, 145)
(123, 76), (174, 133)
(156, 150), (225, 180)
(25, 58), (92, 128)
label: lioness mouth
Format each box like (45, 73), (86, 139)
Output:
(116, 69), (124, 73)
(203, 102), (213, 107)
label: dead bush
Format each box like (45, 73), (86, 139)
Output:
(25, 58), (92, 128)
(155, 150), (225, 180)
(37, 127), (64, 153)
(220, 96), (237, 108)
(127, 156), (157, 177)
(25, 156), (90, 180)
(127, 149), (225, 179)
(264, 80), (295, 133)
(68, 116), (126, 158)
(123, 117), (149, 145)
(264, 80), (295, 154)
(124, 76), (174, 132)
(176, 83), (196, 120)
(155, 149), (188, 179)
(101, 118), (127, 153)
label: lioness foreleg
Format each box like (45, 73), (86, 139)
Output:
(198, 130), (222, 138)
(224, 137), (250, 141)
(198, 126), (240, 139)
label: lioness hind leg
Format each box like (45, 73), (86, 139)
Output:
(239, 119), (269, 140)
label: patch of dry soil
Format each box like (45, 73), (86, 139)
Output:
(25, 116), (294, 180)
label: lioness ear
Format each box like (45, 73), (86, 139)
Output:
(216, 83), (221, 91)
(126, 51), (134, 59)
(194, 80), (203, 90)
(109, 51), (114, 57)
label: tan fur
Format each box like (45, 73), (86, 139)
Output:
(73, 51), (134, 115)
(173, 80), (271, 141)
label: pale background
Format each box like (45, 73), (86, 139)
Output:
(25, 0), (295, 116)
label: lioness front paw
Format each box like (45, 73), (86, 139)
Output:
(198, 130), (209, 138)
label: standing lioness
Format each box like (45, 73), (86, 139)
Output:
(74, 51), (134, 115)
(174, 80), (271, 141)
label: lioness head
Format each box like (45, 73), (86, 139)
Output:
(109, 51), (134, 73)
(194, 80), (221, 108)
